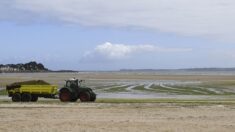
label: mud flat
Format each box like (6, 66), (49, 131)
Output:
(0, 103), (235, 132)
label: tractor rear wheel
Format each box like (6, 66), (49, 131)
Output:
(59, 90), (71, 102)
(31, 95), (38, 102)
(79, 92), (90, 102)
(21, 93), (32, 102)
(12, 93), (21, 102)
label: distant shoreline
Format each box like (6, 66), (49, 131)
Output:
(120, 68), (235, 72)
(1, 68), (235, 73)
(56, 68), (235, 72)
(0, 70), (79, 73)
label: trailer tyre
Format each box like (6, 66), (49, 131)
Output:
(79, 92), (91, 102)
(31, 95), (38, 102)
(21, 93), (32, 102)
(12, 93), (21, 102)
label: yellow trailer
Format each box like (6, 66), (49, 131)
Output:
(15, 85), (57, 94)
(6, 80), (58, 102)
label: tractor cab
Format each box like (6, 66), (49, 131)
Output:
(65, 78), (84, 89)
(65, 79), (78, 88)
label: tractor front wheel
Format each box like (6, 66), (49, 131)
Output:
(59, 90), (71, 102)
(79, 92), (90, 102)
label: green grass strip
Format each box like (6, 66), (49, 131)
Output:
(0, 89), (7, 95)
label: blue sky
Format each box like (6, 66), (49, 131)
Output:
(1, 0), (235, 70)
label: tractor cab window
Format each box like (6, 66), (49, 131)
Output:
(66, 81), (71, 87)
(78, 80), (84, 86)
(66, 80), (78, 88)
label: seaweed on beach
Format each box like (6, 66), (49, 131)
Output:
(6, 80), (51, 90)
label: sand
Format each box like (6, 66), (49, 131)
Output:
(0, 103), (234, 132)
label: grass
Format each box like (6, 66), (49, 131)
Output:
(170, 85), (217, 95)
(147, 85), (204, 95)
(132, 85), (151, 91)
(148, 84), (235, 95)
(97, 83), (235, 96)
(0, 89), (7, 95)
(132, 85), (176, 93)
(93, 84), (118, 90)
(104, 85), (131, 92)
(0, 98), (235, 106)
(204, 80), (235, 86)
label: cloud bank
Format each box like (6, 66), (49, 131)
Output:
(82, 42), (192, 61)
(1, 0), (235, 41)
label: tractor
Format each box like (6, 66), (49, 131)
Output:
(59, 78), (96, 102)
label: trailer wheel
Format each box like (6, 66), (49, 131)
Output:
(59, 89), (71, 102)
(12, 93), (21, 102)
(31, 95), (38, 102)
(21, 93), (32, 102)
(79, 92), (90, 102)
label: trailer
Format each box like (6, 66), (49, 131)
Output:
(6, 80), (58, 102)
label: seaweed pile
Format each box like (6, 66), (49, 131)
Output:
(6, 80), (51, 90)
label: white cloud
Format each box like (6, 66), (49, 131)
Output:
(83, 42), (192, 60)
(1, 0), (235, 41)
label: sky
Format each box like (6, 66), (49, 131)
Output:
(1, 0), (235, 70)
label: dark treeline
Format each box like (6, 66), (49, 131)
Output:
(0, 61), (49, 72)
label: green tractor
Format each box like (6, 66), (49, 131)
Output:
(59, 78), (96, 102)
